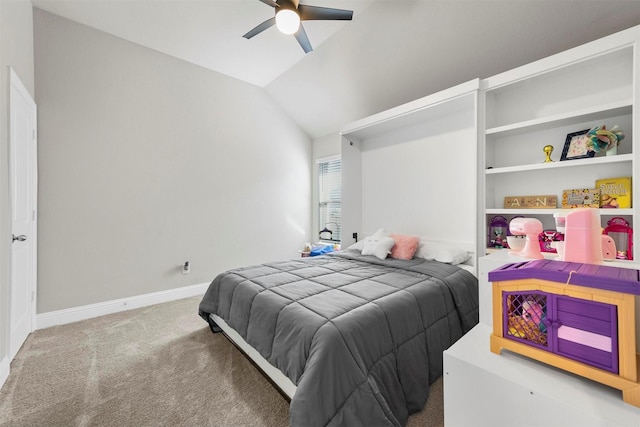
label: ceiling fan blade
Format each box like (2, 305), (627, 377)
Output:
(294, 24), (313, 53)
(257, 0), (280, 8)
(298, 5), (353, 21)
(243, 17), (276, 39)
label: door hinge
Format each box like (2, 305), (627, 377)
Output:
(32, 210), (36, 221)
(31, 291), (35, 302)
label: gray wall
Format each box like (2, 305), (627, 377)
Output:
(0, 0), (35, 376)
(34, 9), (312, 313)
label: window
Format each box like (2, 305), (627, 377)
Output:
(318, 157), (341, 242)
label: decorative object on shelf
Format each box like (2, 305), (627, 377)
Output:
(538, 230), (563, 253)
(543, 145), (554, 162)
(509, 217), (544, 259)
(561, 188), (600, 208)
(603, 217), (633, 260)
(585, 125), (625, 156)
(595, 176), (632, 208)
(503, 195), (557, 209)
(560, 129), (595, 161)
(488, 215), (508, 248)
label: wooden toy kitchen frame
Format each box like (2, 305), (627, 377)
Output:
(489, 259), (640, 407)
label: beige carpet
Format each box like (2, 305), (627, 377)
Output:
(0, 296), (444, 426)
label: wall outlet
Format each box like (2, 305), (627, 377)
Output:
(182, 261), (190, 275)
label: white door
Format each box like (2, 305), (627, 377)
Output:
(9, 68), (37, 361)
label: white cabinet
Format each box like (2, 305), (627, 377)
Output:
(480, 26), (639, 259)
(444, 324), (640, 427)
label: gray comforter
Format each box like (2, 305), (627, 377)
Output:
(199, 250), (478, 426)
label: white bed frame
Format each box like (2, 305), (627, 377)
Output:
(209, 313), (297, 399)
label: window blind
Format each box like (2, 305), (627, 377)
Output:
(318, 158), (341, 242)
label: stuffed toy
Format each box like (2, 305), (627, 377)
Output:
(522, 300), (546, 332)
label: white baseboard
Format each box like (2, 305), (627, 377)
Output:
(36, 282), (210, 330)
(0, 356), (9, 391)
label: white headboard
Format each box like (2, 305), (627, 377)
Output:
(340, 81), (480, 271)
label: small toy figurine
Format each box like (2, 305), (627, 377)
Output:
(543, 145), (554, 162)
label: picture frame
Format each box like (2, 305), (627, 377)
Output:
(560, 129), (595, 161)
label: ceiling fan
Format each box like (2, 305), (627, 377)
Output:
(243, 0), (353, 53)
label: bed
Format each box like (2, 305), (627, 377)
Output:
(198, 247), (478, 426)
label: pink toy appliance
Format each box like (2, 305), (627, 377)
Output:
(603, 217), (633, 260)
(509, 218), (544, 259)
(555, 208), (607, 264)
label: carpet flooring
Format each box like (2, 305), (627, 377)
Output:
(0, 296), (444, 426)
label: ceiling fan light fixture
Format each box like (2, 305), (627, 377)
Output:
(275, 9), (300, 34)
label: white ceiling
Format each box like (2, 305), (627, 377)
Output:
(31, 0), (640, 139)
(31, 0), (374, 87)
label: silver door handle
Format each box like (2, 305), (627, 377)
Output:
(12, 234), (27, 242)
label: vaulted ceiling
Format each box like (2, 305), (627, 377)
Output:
(32, 0), (640, 138)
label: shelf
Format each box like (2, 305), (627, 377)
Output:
(485, 153), (632, 175)
(486, 208), (633, 216)
(485, 100), (632, 137)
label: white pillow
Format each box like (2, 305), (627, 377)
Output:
(416, 244), (470, 265)
(434, 247), (471, 265)
(416, 244), (437, 260)
(361, 236), (395, 260)
(347, 228), (387, 252)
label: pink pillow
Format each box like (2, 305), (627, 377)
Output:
(389, 234), (420, 260)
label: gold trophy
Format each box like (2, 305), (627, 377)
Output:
(543, 145), (554, 162)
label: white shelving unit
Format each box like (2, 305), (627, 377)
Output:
(479, 26), (639, 260)
(445, 26), (640, 426)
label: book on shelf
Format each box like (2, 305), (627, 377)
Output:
(561, 189), (600, 209)
(595, 177), (632, 209)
